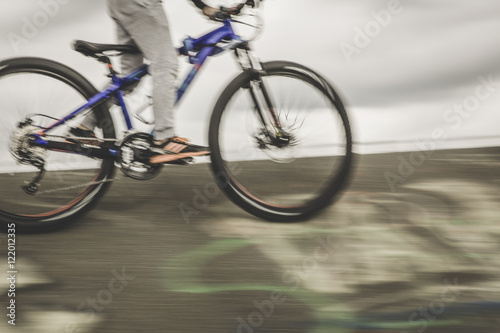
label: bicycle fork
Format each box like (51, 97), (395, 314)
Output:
(236, 48), (291, 148)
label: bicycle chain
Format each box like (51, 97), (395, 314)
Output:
(33, 176), (121, 195)
(44, 134), (118, 142)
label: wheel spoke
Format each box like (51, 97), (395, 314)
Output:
(210, 62), (352, 221)
(0, 59), (114, 227)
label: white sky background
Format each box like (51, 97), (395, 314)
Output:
(1, 0), (500, 153)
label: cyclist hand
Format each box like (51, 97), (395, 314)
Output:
(202, 6), (220, 20)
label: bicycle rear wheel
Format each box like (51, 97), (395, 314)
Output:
(0, 57), (115, 232)
(209, 61), (353, 222)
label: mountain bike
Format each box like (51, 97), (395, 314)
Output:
(0, 1), (352, 232)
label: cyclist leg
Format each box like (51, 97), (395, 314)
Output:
(106, 0), (209, 163)
(109, 0), (178, 141)
(115, 20), (144, 94)
(82, 0), (177, 139)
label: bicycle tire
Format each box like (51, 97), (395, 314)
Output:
(209, 61), (353, 222)
(0, 57), (116, 232)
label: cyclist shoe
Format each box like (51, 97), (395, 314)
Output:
(150, 137), (210, 164)
(68, 127), (101, 146)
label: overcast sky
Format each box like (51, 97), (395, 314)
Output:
(1, 0), (500, 152)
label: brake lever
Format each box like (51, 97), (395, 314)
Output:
(213, 11), (227, 21)
(216, 3), (245, 20)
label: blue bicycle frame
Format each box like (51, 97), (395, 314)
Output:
(31, 20), (245, 159)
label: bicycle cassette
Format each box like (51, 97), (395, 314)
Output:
(9, 119), (47, 167)
(118, 132), (162, 180)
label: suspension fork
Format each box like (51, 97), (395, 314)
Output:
(249, 78), (283, 130)
(236, 48), (284, 136)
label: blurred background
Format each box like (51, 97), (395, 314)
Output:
(1, 0), (500, 151)
(1, 1), (500, 333)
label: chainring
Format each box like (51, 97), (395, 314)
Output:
(119, 132), (162, 180)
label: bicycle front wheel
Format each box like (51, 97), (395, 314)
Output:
(0, 57), (115, 232)
(209, 61), (353, 222)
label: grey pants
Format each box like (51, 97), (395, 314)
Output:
(82, 0), (178, 140)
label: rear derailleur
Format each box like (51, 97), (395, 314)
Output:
(9, 118), (47, 195)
